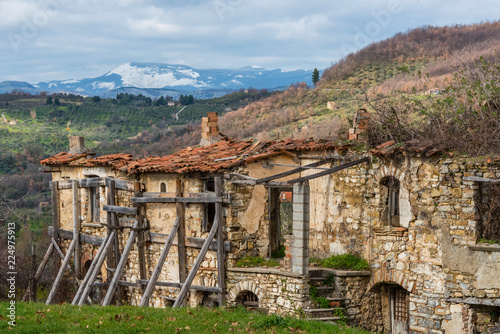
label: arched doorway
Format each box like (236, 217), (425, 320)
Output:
(236, 290), (259, 308)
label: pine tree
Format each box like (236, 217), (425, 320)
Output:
(312, 68), (320, 86)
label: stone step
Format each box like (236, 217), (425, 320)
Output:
(307, 316), (341, 322)
(326, 297), (343, 301)
(303, 308), (342, 313)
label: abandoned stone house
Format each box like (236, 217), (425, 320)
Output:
(38, 112), (500, 334)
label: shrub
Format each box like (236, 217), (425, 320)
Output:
(320, 254), (369, 271)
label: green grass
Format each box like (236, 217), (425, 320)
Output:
(319, 254), (370, 271)
(235, 256), (280, 268)
(0, 302), (373, 333)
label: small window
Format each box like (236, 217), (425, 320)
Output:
(381, 176), (400, 227)
(160, 182), (167, 193)
(89, 186), (100, 223)
(203, 179), (215, 232)
(478, 182), (500, 242)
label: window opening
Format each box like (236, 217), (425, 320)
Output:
(381, 176), (400, 227)
(160, 182), (167, 193)
(478, 182), (500, 242)
(269, 187), (293, 258)
(203, 179), (215, 232)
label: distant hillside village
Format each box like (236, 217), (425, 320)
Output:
(33, 109), (500, 334)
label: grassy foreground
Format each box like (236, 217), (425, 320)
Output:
(0, 302), (373, 334)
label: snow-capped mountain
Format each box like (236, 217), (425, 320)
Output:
(22, 62), (315, 98)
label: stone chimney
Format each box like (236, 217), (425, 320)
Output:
(69, 136), (87, 154)
(200, 112), (223, 146)
(348, 108), (370, 141)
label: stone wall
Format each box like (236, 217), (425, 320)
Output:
(226, 268), (310, 316)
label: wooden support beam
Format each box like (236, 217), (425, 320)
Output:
(103, 204), (138, 215)
(112, 178), (139, 192)
(464, 176), (500, 183)
(51, 181), (60, 245)
(287, 157), (370, 184)
(215, 177), (225, 306)
(102, 222), (139, 306)
(176, 179), (187, 304)
(173, 217), (219, 308)
(80, 177), (106, 188)
(52, 239), (92, 305)
(255, 158), (335, 184)
(77, 231), (116, 306)
(140, 218), (180, 307)
(49, 227), (105, 246)
(298, 155), (365, 160)
(72, 233), (111, 305)
(136, 279), (222, 293)
(268, 163), (332, 171)
(57, 180), (74, 189)
(46, 238), (76, 304)
(22, 243), (54, 302)
(132, 197), (223, 204)
(148, 233), (231, 252)
(135, 182), (147, 282)
(72, 180), (81, 278)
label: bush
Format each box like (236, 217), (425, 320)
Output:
(320, 254), (369, 271)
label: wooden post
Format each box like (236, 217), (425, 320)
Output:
(140, 218), (179, 307)
(102, 222), (139, 306)
(72, 180), (81, 278)
(72, 233), (111, 305)
(173, 217), (219, 308)
(106, 179), (119, 272)
(52, 239), (92, 305)
(22, 243), (54, 302)
(135, 182), (147, 281)
(215, 176), (225, 306)
(176, 179), (187, 289)
(46, 238), (76, 304)
(28, 245), (36, 302)
(51, 181), (60, 245)
(78, 231), (116, 306)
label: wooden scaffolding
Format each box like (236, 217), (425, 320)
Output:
(32, 176), (227, 307)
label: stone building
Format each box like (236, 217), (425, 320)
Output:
(39, 112), (500, 334)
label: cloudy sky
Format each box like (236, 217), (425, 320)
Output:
(1, 0), (499, 83)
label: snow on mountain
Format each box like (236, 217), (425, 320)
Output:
(3, 62), (316, 98)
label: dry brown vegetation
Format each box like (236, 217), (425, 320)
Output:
(219, 83), (345, 141)
(321, 21), (500, 87)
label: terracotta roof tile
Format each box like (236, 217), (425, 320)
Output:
(41, 138), (343, 175)
(370, 141), (445, 157)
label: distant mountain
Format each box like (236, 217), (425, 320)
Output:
(0, 81), (38, 94)
(0, 63), (314, 98)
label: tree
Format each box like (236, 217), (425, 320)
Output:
(46, 96), (53, 105)
(54, 98), (60, 106)
(91, 96), (101, 103)
(312, 68), (320, 86)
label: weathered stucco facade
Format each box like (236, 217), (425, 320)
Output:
(40, 114), (500, 334)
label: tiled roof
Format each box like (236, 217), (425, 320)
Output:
(369, 140), (444, 157)
(40, 151), (96, 165)
(125, 138), (342, 174)
(41, 138), (343, 175)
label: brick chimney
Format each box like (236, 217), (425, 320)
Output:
(348, 108), (370, 141)
(200, 112), (223, 146)
(69, 136), (87, 154)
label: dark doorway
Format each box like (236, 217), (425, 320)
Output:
(269, 187), (293, 258)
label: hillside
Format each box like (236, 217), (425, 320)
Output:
(218, 21), (500, 143)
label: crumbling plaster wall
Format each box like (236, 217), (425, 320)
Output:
(225, 155), (298, 261)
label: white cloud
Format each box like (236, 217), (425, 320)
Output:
(1, 0), (500, 83)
